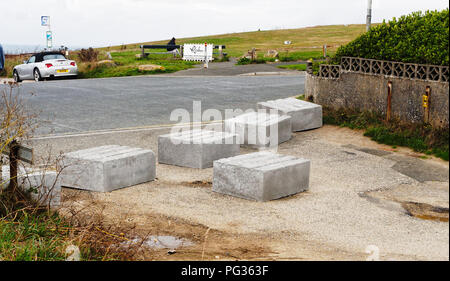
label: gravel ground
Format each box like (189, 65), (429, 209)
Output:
(28, 124), (449, 261)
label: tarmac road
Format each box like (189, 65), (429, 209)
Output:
(3, 74), (305, 136)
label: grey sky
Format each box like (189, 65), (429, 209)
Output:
(1, 0), (448, 48)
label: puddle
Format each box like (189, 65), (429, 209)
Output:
(402, 202), (449, 222)
(123, 235), (195, 250)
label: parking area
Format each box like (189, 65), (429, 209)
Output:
(2, 74), (304, 136)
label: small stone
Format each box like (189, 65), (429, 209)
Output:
(138, 64), (165, 72)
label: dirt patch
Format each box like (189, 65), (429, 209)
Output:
(60, 188), (274, 261)
(402, 202), (449, 222)
(181, 180), (213, 188)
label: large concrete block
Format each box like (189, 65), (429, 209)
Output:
(213, 152), (310, 202)
(158, 129), (240, 169)
(60, 145), (156, 192)
(2, 166), (61, 207)
(258, 98), (322, 132)
(224, 112), (292, 148)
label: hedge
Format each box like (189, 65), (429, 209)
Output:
(334, 9), (449, 66)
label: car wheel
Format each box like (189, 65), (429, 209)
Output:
(13, 70), (22, 83)
(34, 68), (42, 82)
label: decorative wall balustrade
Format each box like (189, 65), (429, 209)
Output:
(318, 64), (341, 79)
(317, 57), (449, 83)
(340, 57), (449, 82)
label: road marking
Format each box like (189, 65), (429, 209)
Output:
(31, 120), (224, 140)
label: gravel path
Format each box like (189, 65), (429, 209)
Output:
(29, 125), (449, 261)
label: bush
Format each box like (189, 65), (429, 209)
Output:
(236, 57), (251, 65)
(334, 9), (449, 66)
(78, 48), (99, 62)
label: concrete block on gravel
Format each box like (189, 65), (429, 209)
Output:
(158, 129), (240, 169)
(258, 98), (322, 132)
(2, 166), (61, 207)
(60, 145), (156, 192)
(224, 112), (292, 148)
(213, 151), (310, 201)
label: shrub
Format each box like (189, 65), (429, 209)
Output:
(236, 57), (251, 65)
(78, 48), (99, 62)
(334, 9), (449, 66)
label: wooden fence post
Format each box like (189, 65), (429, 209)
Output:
(9, 140), (18, 190)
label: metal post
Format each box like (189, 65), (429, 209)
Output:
(386, 81), (392, 122)
(203, 43), (209, 69)
(366, 0), (372, 32)
(323, 45), (327, 58)
(218, 45), (223, 60)
(424, 86), (431, 123)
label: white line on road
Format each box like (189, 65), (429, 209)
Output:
(31, 120), (224, 140)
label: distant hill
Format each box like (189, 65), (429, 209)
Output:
(101, 24), (370, 57)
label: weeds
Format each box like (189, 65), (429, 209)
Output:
(77, 48), (99, 62)
(322, 107), (449, 161)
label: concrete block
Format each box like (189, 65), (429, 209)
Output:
(213, 151), (310, 202)
(2, 166), (61, 207)
(224, 112), (291, 148)
(258, 98), (322, 132)
(60, 145), (156, 192)
(158, 130), (240, 169)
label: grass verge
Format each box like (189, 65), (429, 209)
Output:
(320, 106), (449, 161)
(277, 64), (307, 71)
(0, 189), (139, 261)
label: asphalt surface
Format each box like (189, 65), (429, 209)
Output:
(3, 74), (305, 136)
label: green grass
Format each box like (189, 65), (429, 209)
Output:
(320, 106), (449, 161)
(0, 211), (71, 261)
(277, 64), (307, 71)
(77, 50), (198, 79)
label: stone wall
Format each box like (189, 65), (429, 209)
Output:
(306, 58), (449, 128)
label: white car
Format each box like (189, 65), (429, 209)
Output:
(13, 51), (78, 82)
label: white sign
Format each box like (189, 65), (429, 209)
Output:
(46, 31), (53, 48)
(41, 16), (50, 26)
(183, 44), (213, 62)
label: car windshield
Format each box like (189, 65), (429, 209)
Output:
(43, 54), (66, 61)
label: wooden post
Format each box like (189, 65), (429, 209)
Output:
(323, 45), (327, 58)
(141, 46), (145, 59)
(9, 140), (18, 190)
(0, 155), (3, 186)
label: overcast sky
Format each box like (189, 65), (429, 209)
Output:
(1, 0), (448, 48)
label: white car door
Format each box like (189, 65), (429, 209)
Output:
(21, 56), (36, 79)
